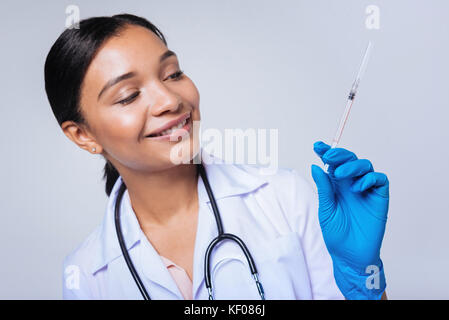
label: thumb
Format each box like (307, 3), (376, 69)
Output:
(311, 164), (336, 213)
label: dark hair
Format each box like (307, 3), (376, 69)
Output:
(44, 14), (167, 196)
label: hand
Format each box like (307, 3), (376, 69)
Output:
(311, 141), (389, 299)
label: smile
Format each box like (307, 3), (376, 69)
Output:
(145, 113), (191, 140)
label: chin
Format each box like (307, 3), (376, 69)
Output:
(165, 135), (200, 166)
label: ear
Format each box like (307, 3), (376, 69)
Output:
(61, 120), (102, 154)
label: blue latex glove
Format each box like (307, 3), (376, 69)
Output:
(311, 141), (389, 300)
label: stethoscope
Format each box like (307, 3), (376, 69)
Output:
(114, 162), (266, 300)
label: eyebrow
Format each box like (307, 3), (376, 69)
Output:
(97, 50), (177, 101)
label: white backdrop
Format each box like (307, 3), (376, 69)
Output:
(0, 0), (448, 299)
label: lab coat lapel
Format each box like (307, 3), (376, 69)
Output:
(138, 231), (184, 299)
(92, 150), (268, 299)
(191, 154), (268, 299)
(91, 177), (183, 299)
(120, 183), (184, 299)
(90, 178), (141, 274)
(191, 173), (218, 299)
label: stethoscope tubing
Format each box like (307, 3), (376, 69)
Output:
(114, 163), (265, 300)
(114, 181), (151, 300)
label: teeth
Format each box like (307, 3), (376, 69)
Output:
(154, 117), (188, 137)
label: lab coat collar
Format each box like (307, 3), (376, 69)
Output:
(89, 149), (268, 296)
(90, 179), (142, 275)
(195, 150), (268, 203)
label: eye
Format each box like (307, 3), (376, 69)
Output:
(166, 70), (184, 81)
(117, 91), (140, 105)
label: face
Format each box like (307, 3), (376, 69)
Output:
(67, 24), (201, 173)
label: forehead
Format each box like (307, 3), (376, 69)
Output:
(81, 25), (168, 101)
(91, 24), (166, 68)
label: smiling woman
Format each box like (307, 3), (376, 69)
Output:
(44, 14), (202, 298)
(44, 13), (387, 301)
(45, 14), (201, 197)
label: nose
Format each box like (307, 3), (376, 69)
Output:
(148, 81), (182, 116)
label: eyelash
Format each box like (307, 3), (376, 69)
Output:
(117, 70), (184, 105)
(117, 91), (140, 105)
(167, 70), (184, 80)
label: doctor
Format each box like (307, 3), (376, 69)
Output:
(44, 14), (388, 300)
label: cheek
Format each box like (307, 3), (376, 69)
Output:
(96, 107), (150, 169)
(99, 108), (144, 142)
(182, 77), (200, 111)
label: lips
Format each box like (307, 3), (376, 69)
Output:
(145, 112), (191, 138)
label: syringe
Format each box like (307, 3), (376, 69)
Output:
(324, 41), (372, 172)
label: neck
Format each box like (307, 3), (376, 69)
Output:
(119, 163), (199, 228)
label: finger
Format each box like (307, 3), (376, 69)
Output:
(334, 159), (374, 180)
(311, 164), (336, 215)
(322, 147), (358, 169)
(350, 172), (389, 197)
(313, 141), (331, 156)
(313, 141), (331, 164)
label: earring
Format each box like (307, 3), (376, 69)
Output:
(92, 147), (96, 153)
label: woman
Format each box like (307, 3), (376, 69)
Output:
(44, 14), (389, 300)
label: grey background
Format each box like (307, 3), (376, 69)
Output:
(1, 0), (447, 299)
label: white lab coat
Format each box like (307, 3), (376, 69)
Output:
(62, 151), (344, 300)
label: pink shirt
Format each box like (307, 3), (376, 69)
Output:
(160, 255), (193, 300)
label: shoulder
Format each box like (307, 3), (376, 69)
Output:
(218, 161), (317, 224)
(62, 224), (102, 283)
(232, 162), (317, 206)
(200, 151), (313, 197)
(234, 163), (343, 299)
(62, 224), (104, 299)
(229, 162), (319, 231)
